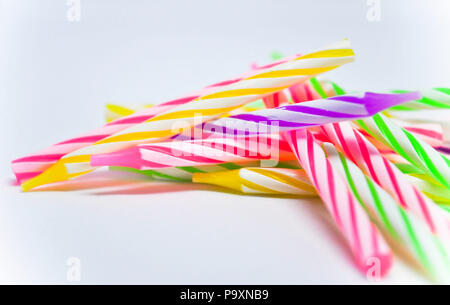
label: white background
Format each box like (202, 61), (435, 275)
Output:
(1, 0), (449, 284)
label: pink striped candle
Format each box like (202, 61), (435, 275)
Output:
(284, 128), (393, 277)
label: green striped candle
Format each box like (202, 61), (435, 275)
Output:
(323, 143), (450, 282)
(356, 113), (450, 190)
(388, 88), (450, 111)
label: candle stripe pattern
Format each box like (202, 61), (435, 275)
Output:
(388, 88), (450, 111)
(91, 134), (295, 170)
(203, 92), (420, 135)
(284, 128), (393, 277)
(357, 123), (444, 150)
(193, 167), (316, 196)
(320, 122), (450, 241)
(105, 104), (155, 123)
(356, 114), (450, 190)
(11, 97), (192, 184)
(323, 143), (450, 282)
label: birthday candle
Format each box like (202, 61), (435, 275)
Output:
(90, 92), (419, 171)
(193, 167), (316, 196)
(91, 134), (295, 170)
(388, 88), (450, 111)
(356, 113), (450, 190)
(11, 97), (192, 184)
(357, 122), (444, 150)
(323, 143), (450, 282)
(284, 128), (393, 277)
(320, 122), (450, 241)
(203, 92), (420, 136)
(22, 39), (356, 191)
(352, 122), (444, 165)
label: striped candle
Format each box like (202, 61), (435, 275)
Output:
(91, 134), (295, 170)
(203, 92), (420, 136)
(284, 128), (393, 277)
(388, 88), (450, 111)
(356, 113), (450, 190)
(323, 143), (450, 282)
(193, 167), (316, 196)
(320, 122), (450, 241)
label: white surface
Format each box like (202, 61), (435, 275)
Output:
(1, 0), (449, 284)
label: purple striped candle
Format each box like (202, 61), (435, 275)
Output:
(202, 92), (420, 136)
